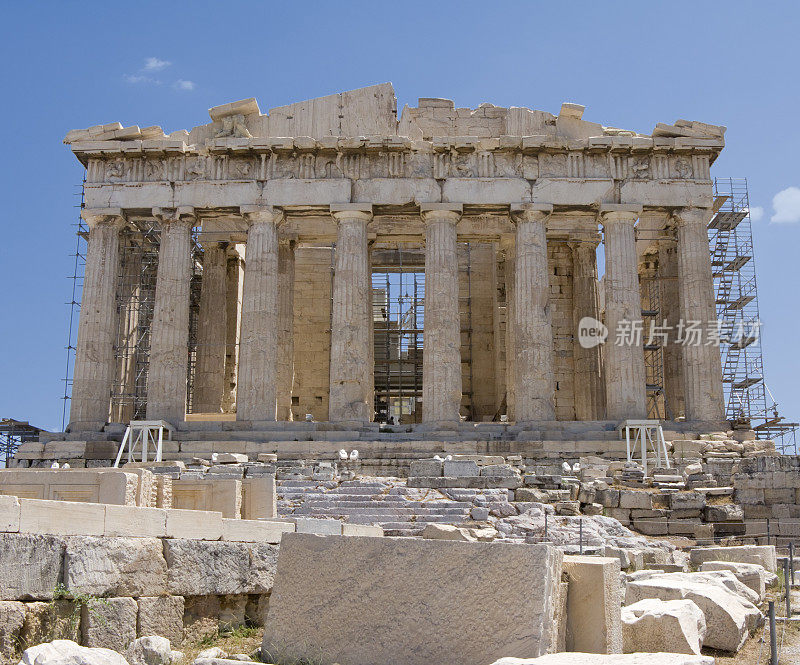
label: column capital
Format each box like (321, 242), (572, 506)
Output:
(599, 204), (642, 225)
(568, 234), (601, 254)
(240, 205), (284, 226)
(330, 203), (373, 223)
(420, 203), (462, 225)
(510, 203), (552, 224)
(152, 206), (196, 224)
(671, 206), (711, 227)
(81, 208), (126, 229)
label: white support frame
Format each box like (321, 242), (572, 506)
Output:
(618, 419), (671, 477)
(113, 420), (174, 467)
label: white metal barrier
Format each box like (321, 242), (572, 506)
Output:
(113, 420), (174, 467)
(618, 419), (670, 477)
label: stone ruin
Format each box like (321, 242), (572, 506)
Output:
(1, 84), (797, 665)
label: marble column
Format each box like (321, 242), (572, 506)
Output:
(237, 206), (282, 421)
(146, 207), (194, 422)
(421, 204), (463, 424)
(500, 236), (516, 420)
(69, 208), (125, 431)
(570, 236), (605, 420)
(511, 204), (556, 422)
(601, 205), (647, 421)
(277, 238), (296, 421)
(193, 242), (228, 413)
(658, 232), (685, 419)
(329, 205), (373, 423)
(674, 207), (725, 422)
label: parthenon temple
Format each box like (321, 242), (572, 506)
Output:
(63, 83), (727, 435)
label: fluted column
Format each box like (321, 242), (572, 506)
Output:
(601, 205), (647, 420)
(277, 238), (296, 421)
(329, 205), (373, 423)
(674, 207), (725, 422)
(221, 249), (243, 413)
(193, 242), (228, 413)
(69, 209), (125, 431)
(146, 207), (194, 422)
(237, 206), (282, 421)
(511, 204), (556, 422)
(570, 236), (605, 420)
(422, 204), (463, 424)
(500, 236), (516, 420)
(658, 232), (685, 419)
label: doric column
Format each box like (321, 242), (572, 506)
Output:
(674, 207), (725, 422)
(237, 206), (282, 421)
(570, 236), (605, 420)
(600, 205), (647, 421)
(658, 232), (685, 419)
(146, 207), (194, 422)
(68, 208), (125, 431)
(421, 204), (463, 424)
(277, 238), (296, 421)
(500, 236), (516, 420)
(193, 241), (228, 413)
(511, 204), (556, 422)
(328, 205), (373, 423)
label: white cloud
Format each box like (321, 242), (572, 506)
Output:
(144, 57), (171, 71)
(748, 206), (764, 221)
(770, 187), (800, 224)
(173, 79), (195, 91)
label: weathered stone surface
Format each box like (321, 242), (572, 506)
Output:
(247, 543), (280, 593)
(0, 600), (25, 661)
(409, 460), (443, 477)
(137, 596), (184, 645)
(19, 639), (129, 665)
(492, 655), (714, 664)
(625, 574), (760, 652)
(0, 495), (20, 532)
(704, 504), (743, 522)
(699, 561), (766, 601)
(421, 523), (475, 541)
(689, 545), (777, 573)
(621, 598), (706, 655)
(183, 596), (221, 643)
(619, 491), (652, 510)
(64, 536), (168, 597)
(81, 597), (138, 651)
(126, 635), (183, 665)
(164, 539), (250, 595)
(21, 600), (80, 646)
(264, 533), (563, 665)
(0, 533), (64, 600)
(563, 556), (622, 654)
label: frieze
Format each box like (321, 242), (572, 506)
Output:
(81, 142), (717, 186)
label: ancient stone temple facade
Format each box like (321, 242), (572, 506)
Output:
(64, 84), (726, 432)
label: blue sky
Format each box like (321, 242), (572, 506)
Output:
(1, 1), (798, 432)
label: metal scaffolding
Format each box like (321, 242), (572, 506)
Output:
(0, 419), (43, 467)
(710, 178), (797, 451)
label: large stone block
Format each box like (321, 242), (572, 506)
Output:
(699, 561), (766, 602)
(172, 479), (241, 519)
(64, 536), (168, 597)
(165, 509), (223, 540)
(0, 533), (65, 600)
(19, 639), (129, 665)
(625, 575), (759, 652)
(20, 600), (80, 648)
(164, 539), (250, 595)
(621, 599), (706, 655)
(689, 545), (777, 574)
(563, 556), (622, 654)
(81, 597), (138, 651)
(0, 469), (139, 506)
(137, 596), (184, 645)
(491, 654), (715, 664)
(263, 533), (563, 665)
(0, 495), (20, 532)
(221, 518), (292, 543)
(0, 601), (25, 661)
(103, 505), (167, 538)
(19, 498), (106, 536)
(241, 477), (276, 520)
